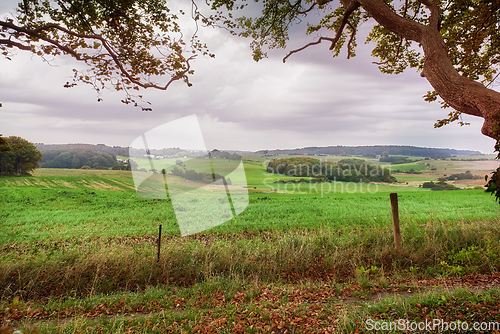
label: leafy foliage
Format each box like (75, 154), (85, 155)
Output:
(446, 171), (481, 181)
(421, 179), (459, 191)
(266, 157), (396, 183)
(37, 143), (130, 156)
(208, 149), (242, 160)
(0, 136), (42, 176)
(1, 1), (499, 123)
(170, 165), (226, 184)
(0, 134), (9, 152)
(206, 0), (500, 128)
(485, 140), (500, 202)
(1, 0), (215, 108)
(2, 0), (500, 129)
(40, 149), (117, 169)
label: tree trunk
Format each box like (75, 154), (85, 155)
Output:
(16, 161), (22, 175)
(358, 0), (500, 140)
(420, 29), (500, 140)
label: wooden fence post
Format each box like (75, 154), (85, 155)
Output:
(157, 224), (162, 262)
(390, 193), (402, 252)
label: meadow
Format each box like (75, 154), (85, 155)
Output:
(0, 155), (499, 333)
(1, 165), (498, 242)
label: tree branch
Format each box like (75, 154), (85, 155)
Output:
(346, 20), (357, 59)
(370, 0), (407, 66)
(283, 36), (335, 63)
(416, 0), (440, 30)
(0, 39), (31, 51)
(485, 72), (500, 88)
(372, 37), (404, 66)
(357, 0), (424, 42)
(0, 20), (194, 91)
(354, 0), (500, 139)
(0, 20), (80, 58)
(283, 0), (360, 63)
(298, 3), (316, 14)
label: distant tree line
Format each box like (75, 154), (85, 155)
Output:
(445, 171), (482, 181)
(111, 161), (133, 170)
(41, 149), (117, 169)
(170, 165), (230, 184)
(37, 143), (129, 156)
(274, 178), (326, 184)
(422, 179), (459, 191)
(0, 136), (42, 176)
(258, 146), (481, 158)
(208, 149), (242, 160)
(129, 147), (186, 158)
(379, 156), (414, 164)
(266, 157), (397, 183)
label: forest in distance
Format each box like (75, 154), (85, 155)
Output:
(36, 143), (491, 160)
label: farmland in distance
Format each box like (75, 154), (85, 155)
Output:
(0, 152), (499, 333)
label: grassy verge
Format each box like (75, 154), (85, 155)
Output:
(1, 221), (498, 301)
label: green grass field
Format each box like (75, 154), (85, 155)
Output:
(1, 157), (499, 333)
(0, 166), (498, 242)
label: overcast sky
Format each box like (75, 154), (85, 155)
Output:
(1, 1), (498, 153)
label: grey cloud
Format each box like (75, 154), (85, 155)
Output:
(0, 1), (495, 153)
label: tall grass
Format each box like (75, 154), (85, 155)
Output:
(1, 221), (498, 301)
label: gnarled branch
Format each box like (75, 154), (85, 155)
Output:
(283, 36), (336, 63)
(416, 0), (440, 30)
(357, 0), (424, 42)
(0, 39), (31, 51)
(1, 20), (80, 58)
(357, 0), (500, 139)
(283, 0), (360, 63)
(0, 20), (194, 91)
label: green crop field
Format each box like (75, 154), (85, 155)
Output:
(1, 163), (498, 242)
(1, 157), (499, 333)
(1, 157), (498, 243)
